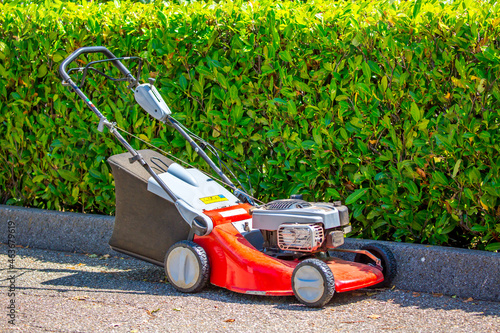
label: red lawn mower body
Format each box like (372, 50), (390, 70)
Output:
(197, 204), (384, 295)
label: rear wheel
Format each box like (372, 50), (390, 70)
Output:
(292, 258), (335, 307)
(354, 243), (397, 288)
(164, 240), (210, 293)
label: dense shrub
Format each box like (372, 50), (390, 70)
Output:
(1, 0), (499, 251)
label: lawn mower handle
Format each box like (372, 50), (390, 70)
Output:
(59, 46), (133, 83)
(57, 45), (218, 234)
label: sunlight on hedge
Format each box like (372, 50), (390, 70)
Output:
(0, 0), (499, 251)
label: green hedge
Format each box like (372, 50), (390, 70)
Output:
(1, 0), (499, 251)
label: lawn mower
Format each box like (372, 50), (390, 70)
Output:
(59, 46), (396, 307)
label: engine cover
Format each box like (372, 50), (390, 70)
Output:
(251, 199), (348, 231)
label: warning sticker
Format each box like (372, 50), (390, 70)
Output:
(200, 195), (229, 205)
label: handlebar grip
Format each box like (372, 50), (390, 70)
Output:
(58, 46), (131, 83)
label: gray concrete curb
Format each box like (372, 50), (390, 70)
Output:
(1, 204), (499, 302)
(0, 205), (115, 255)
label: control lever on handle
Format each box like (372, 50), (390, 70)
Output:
(59, 46), (132, 84)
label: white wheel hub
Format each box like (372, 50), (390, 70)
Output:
(166, 247), (200, 289)
(293, 265), (325, 303)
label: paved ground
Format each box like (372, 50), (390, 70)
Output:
(0, 244), (499, 333)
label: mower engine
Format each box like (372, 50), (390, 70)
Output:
(251, 199), (351, 257)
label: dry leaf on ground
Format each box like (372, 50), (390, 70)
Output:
(69, 296), (88, 301)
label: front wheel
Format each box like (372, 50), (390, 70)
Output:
(354, 243), (397, 288)
(292, 258), (335, 307)
(164, 240), (210, 293)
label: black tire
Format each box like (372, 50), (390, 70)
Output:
(292, 258), (335, 308)
(354, 243), (397, 288)
(164, 240), (210, 293)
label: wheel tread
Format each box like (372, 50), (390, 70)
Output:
(165, 240), (210, 293)
(292, 258), (335, 308)
(354, 243), (397, 288)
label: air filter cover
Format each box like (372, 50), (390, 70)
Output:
(277, 224), (325, 252)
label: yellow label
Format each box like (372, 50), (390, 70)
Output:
(200, 195), (228, 204)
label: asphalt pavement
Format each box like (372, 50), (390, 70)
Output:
(0, 244), (498, 333)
